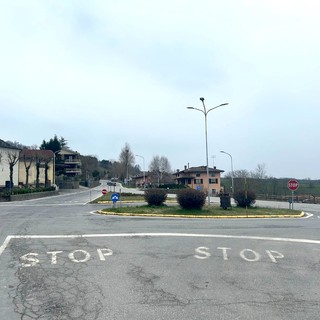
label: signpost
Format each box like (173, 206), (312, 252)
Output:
(111, 193), (120, 207)
(287, 179), (299, 209)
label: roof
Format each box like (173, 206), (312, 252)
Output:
(20, 149), (54, 158)
(58, 149), (79, 155)
(175, 165), (224, 175)
(131, 172), (149, 180)
(0, 139), (20, 150)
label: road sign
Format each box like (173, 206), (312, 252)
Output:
(287, 179), (299, 191)
(111, 193), (120, 202)
(102, 189), (107, 195)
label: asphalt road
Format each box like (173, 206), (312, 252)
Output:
(1, 183), (320, 320)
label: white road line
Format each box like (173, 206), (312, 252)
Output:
(1, 233), (320, 257)
(0, 201), (101, 207)
(303, 212), (314, 218)
(0, 236), (13, 257)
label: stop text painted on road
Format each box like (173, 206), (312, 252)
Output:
(194, 247), (284, 263)
(19, 246), (284, 267)
(20, 248), (113, 267)
(2, 233), (320, 270)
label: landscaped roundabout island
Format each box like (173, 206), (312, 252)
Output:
(94, 189), (304, 219)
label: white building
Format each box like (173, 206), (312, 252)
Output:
(0, 139), (20, 187)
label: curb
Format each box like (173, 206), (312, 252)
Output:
(96, 211), (305, 219)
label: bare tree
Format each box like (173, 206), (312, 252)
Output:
(251, 163), (267, 179)
(34, 153), (52, 188)
(119, 143), (135, 182)
(21, 150), (54, 188)
(7, 151), (19, 189)
(149, 155), (172, 186)
(43, 157), (52, 187)
(20, 150), (35, 188)
(109, 161), (123, 180)
(230, 169), (250, 178)
(34, 154), (46, 188)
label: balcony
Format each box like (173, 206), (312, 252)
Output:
(64, 159), (81, 165)
(65, 168), (82, 174)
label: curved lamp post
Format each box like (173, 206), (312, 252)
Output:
(220, 150), (234, 196)
(135, 154), (146, 188)
(187, 98), (228, 205)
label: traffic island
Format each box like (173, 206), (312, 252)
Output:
(96, 205), (305, 219)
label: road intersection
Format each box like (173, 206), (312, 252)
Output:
(1, 183), (320, 319)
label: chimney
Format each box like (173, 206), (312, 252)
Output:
(184, 165), (187, 170)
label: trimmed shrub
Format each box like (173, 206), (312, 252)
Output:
(177, 189), (206, 210)
(144, 189), (167, 206)
(234, 190), (256, 208)
(8, 187), (55, 195)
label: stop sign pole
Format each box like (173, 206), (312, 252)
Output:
(287, 179), (299, 209)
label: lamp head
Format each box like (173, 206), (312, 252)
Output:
(200, 97), (205, 101)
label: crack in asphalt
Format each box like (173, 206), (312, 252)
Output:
(128, 264), (189, 307)
(8, 239), (104, 320)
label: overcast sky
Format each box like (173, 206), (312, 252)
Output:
(1, 1), (319, 179)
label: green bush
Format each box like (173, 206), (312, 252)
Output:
(144, 189), (167, 206)
(177, 189), (206, 210)
(234, 190), (256, 208)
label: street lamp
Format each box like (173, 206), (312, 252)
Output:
(220, 150), (234, 197)
(135, 154), (146, 188)
(187, 98), (229, 205)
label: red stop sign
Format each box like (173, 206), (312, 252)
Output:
(288, 179), (299, 191)
(102, 189), (107, 195)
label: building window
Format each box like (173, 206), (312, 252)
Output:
(210, 173), (216, 177)
(209, 178), (218, 184)
(196, 173), (201, 177)
(194, 179), (203, 184)
(187, 178), (191, 184)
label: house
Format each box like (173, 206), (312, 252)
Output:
(54, 149), (82, 189)
(0, 139), (21, 188)
(56, 149), (82, 177)
(132, 172), (151, 188)
(19, 149), (54, 187)
(173, 165), (224, 195)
